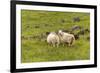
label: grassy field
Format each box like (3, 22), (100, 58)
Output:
(21, 10), (90, 63)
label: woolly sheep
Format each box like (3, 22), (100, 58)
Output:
(47, 32), (60, 47)
(58, 30), (75, 46)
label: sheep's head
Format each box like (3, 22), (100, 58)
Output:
(58, 30), (62, 33)
(58, 30), (63, 36)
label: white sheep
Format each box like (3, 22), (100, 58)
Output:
(58, 30), (75, 46)
(47, 32), (60, 47)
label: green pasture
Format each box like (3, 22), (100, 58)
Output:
(21, 10), (90, 63)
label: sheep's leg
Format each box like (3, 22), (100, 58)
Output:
(62, 42), (65, 47)
(52, 42), (55, 47)
(63, 44), (65, 47)
(48, 42), (52, 47)
(70, 37), (75, 46)
(53, 44), (55, 47)
(50, 43), (52, 46)
(71, 42), (74, 46)
(70, 42), (72, 46)
(56, 44), (58, 47)
(56, 43), (59, 48)
(68, 43), (71, 47)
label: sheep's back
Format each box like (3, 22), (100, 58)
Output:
(47, 33), (59, 44)
(61, 33), (74, 43)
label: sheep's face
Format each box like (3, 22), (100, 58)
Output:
(58, 30), (63, 37)
(58, 33), (63, 36)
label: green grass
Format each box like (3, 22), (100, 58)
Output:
(21, 10), (90, 63)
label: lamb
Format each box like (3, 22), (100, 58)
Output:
(47, 32), (60, 47)
(58, 30), (75, 46)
